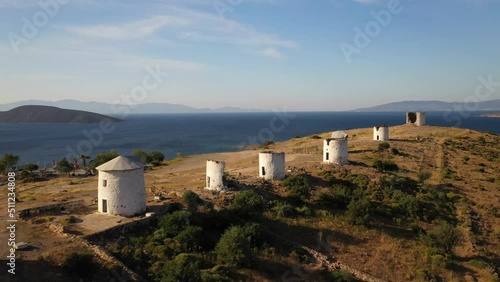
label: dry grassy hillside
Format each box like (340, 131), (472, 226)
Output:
(0, 125), (498, 282)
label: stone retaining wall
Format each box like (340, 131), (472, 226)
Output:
(19, 199), (85, 219)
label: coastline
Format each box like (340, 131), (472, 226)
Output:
(479, 113), (500, 118)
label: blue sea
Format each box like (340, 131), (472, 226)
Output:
(0, 111), (498, 166)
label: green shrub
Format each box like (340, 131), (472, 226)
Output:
(417, 171), (432, 182)
(420, 222), (462, 254)
(182, 190), (202, 210)
(346, 198), (375, 226)
(431, 254), (451, 269)
(283, 175), (311, 201)
(215, 225), (254, 267)
(63, 252), (97, 279)
(157, 211), (192, 238)
(288, 185), (311, 201)
(201, 266), (233, 282)
(283, 175), (310, 189)
(391, 148), (400, 155)
(90, 150), (119, 173)
(161, 253), (204, 282)
(230, 190), (264, 218)
(259, 140), (275, 149)
(175, 226), (203, 252)
(328, 269), (355, 282)
(310, 135), (322, 139)
(469, 259), (489, 269)
(378, 142), (391, 151)
(297, 206), (314, 217)
(372, 160), (399, 172)
(462, 156), (470, 164)
(272, 202), (297, 218)
(330, 184), (353, 209)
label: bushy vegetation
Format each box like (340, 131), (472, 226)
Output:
(283, 175), (312, 201)
(419, 222), (462, 254)
(63, 252), (97, 279)
(89, 150), (119, 172)
(230, 190), (264, 218)
(56, 157), (74, 175)
(372, 159), (399, 172)
(271, 201), (297, 218)
(259, 140), (275, 149)
(215, 223), (259, 267)
(161, 253), (205, 282)
(328, 269), (355, 282)
(132, 149), (165, 166)
(378, 142), (391, 151)
(105, 135), (479, 282)
(111, 191), (268, 281)
(182, 190), (202, 211)
(0, 153), (20, 173)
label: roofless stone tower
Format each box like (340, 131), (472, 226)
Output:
(406, 112), (426, 126)
(259, 151), (285, 180)
(206, 160), (225, 191)
(323, 131), (349, 165)
(373, 126), (389, 141)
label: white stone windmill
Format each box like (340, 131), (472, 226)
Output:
(96, 156), (146, 217)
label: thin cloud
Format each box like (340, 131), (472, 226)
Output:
(253, 47), (286, 60)
(63, 6), (298, 60)
(66, 15), (190, 40)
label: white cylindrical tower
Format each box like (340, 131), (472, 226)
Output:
(416, 112), (426, 126)
(406, 112), (426, 126)
(259, 151), (285, 180)
(206, 160), (225, 191)
(96, 156), (146, 217)
(323, 131), (349, 165)
(373, 126), (389, 141)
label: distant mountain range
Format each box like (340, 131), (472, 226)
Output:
(0, 99), (260, 115)
(0, 99), (498, 114)
(0, 105), (122, 123)
(354, 99), (500, 112)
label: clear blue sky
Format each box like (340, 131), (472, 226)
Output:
(0, 0), (499, 111)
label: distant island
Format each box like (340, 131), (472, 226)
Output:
(0, 99), (261, 115)
(0, 105), (123, 123)
(479, 113), (500, 118)
(354, 99), (500, 112)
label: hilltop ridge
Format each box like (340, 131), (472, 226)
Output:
(0, 105), (123, 123)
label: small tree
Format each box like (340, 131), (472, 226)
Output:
(63, 252), (97, 279)
(174, 226), (203, 252)
(259, 140), (275, 149)
(157, 211), (191, 238)
(0, 153), (20, 172)
(215, 225), (254, 267)
(230, 190), (264, 218)
(132, 149), (153, 164)
(422, 222), (462, 254)
(22, 163), (38, 174)
(56, 158), (74, 175)
(149, 151), (165, 166)
(161, 253), (203, 282)
(79, 154), (90, 167)
(346, 197), (375, 226)
(283, 175), (311, 201)
(89, 150), (119, 173)
(288, 185), (311, 201)
(372, 159), (399, 172)
(182, 190), (202, 211)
